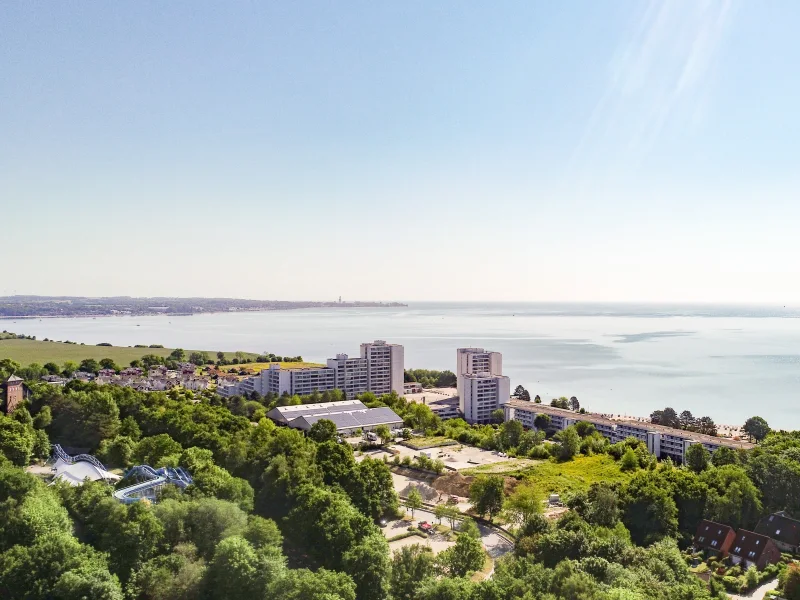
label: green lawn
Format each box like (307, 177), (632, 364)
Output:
(401, 436), (458, 450)
(477, 454), (634, 496)
(0, 338), (257, 367)
(218, 361), (324, 373)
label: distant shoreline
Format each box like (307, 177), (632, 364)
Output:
(0, 298), (408, 320)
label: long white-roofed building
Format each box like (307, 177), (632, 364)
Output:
(504, 399), (754, 463)
(266, 399), (403, 434)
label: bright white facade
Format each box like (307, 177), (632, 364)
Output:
(456, 347), (508, 423)
(460, 372), (511, 424)
(360, 340), (404, 396)
(327, 353), (370, 399)
(504, 400), (754, 462)
(456, 347), (503, 402)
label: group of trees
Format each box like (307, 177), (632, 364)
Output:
(511, 387), (581, 412)
(404, 369), (457, 389)
(2, 358), (800, 600)
(0, 378), (404, 599)
(650, 407), (718, 436)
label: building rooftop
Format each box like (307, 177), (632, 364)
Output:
(694, 520), (734, 550)
(756, 512), (800, 547)
(295, 406), (403, 430)
(730, 529), (775, 561)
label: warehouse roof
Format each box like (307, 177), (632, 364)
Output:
(289, 407), (403, 432)
(267, 400), (367, 423)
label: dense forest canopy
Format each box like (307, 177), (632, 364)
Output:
(1, 359), (799, 599)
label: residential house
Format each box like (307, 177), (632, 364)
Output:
(729, 530), (781, 570)
(755, 512), (800, 554)
(693, 520), (736, 556)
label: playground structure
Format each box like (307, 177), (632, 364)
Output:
(113, 464), (194, 504)
(50, 444), (121, 486)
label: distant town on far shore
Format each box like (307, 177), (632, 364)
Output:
(0, 295), (407, 318)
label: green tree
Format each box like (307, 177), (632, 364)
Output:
(406, 487), (423, 519)
(96, 436), (136, 469)
(243, 515), (283, 551)
(621, 472), (678, 545)
(342, 533), (391, 600)
(533, 413), (551, 431)
(375, 424), (392, 445)
(574, 421), (596, 438)
(347, 457), (398, 519)
(503, 481), (543, 529)
(168, 348), (186, 362)
(270, 568), (356, 600)
(32, 405), (52, 429)
(586, 484), (620, 527)
(308, 418), (338, 443)
(620, 447), (639, 471)
(437, 529), (484, 577)
(61, 361), (79, 377)
(416, 577), (477, 600)
(491, 408), (505, 424)
(79, 358), (100, 374)
(570, 396), (580, 411)
(187, 352), (208, 366)
(390, 544), (435, 600)
(0, 533), (122, 600)
(711, 445), (738, 467)
(99, 358), (120, 371)
(126, 545), (206, 600)
(743, 416), (770, 442)
(499, 419), (523, 449)
(685, 443), (710, 473)
(554, 426), (580, 461)
(119, 416), (142, 440)
(469, 475), (504, 520)
(0, 414), (35, 465)
(701, 465), (762, 530)
(133, 434), (182, 466)
(42, 362), (60, 375)
(783, 563), (800, 600)
(182, 498), (249, 559)
(205, 536), (280, 600)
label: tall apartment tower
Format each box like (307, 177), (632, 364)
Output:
(456, 348), (509, 424)
(360, 340), (404, 396)
(326, 353), (369, 399)
(456, 348), (503, 400)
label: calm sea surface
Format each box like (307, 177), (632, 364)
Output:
(4, 302), (800, 428)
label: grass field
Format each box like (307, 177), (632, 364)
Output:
(465, 454), (633, 496)
(0, 338), (257, 367)
(401, 436), (458, 450)
(218, 361), (324, 373)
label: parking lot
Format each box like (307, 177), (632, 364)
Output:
(391, 442), (518, 471)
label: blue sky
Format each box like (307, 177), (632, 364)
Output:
(2, 1), (799, 302)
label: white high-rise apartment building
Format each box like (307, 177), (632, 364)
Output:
(456, 347), (503, 401)
(260, 364), (337, 396)
(460, 372), (511, 424)
(360, 340), (404, 396)
(456, 347), (509, 424)
(326, 353), (370, 399)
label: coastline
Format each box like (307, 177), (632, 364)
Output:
(0, 304), (408, 321)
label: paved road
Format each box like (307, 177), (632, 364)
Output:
(728, 578), (779, 600)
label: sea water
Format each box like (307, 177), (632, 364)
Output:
(4, 302), (800, 428)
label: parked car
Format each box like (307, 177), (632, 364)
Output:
(419, 521), (433, 533)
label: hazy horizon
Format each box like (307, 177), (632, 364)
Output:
(3, 2), (800, 303)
